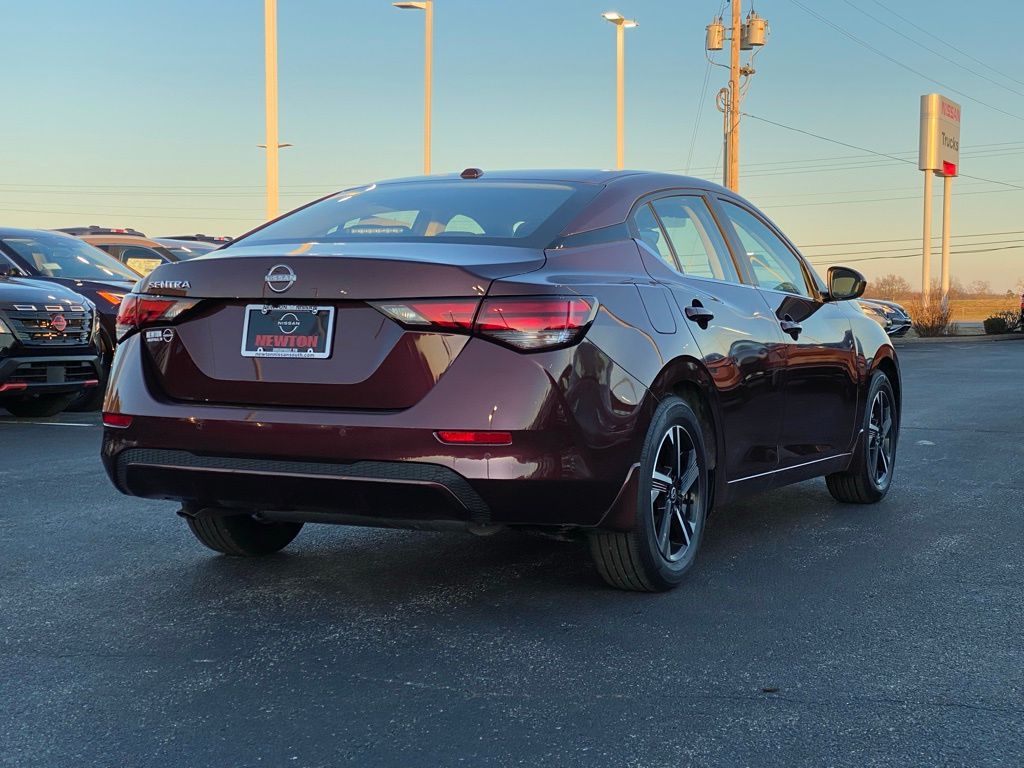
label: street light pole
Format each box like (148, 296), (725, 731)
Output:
(394, 1), (434, 175)
(263, 0), (279, 220)
(603, 12), (638, 170)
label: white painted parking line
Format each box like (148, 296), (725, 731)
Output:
(0, 420), (96, 427)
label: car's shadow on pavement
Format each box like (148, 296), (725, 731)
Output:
(163, 478), (888, 617)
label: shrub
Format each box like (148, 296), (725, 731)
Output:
(906, 299), (957, 337)
(983, 310), (1020, 335)
(983, 316), (1009, 334)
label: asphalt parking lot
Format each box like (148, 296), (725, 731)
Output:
(2, 339), (1022, 767)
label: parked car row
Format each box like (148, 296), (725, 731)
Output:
(0, 227), (233, 416)
(57, 227), (230, 275)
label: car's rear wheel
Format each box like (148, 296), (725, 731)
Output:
(186, 511), (303, 556)
(589, 396), (710, 592)
(826, 371), (898, 504)
(3, 393), (76, 418)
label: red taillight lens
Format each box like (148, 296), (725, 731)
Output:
(371, 299), (480, 331)
(475, 296), (596, 350)
(102, 412), (133, 428)
(435, 430), (513, 446)
(371, 295), (598, 351)
(115, 294), (198, 340)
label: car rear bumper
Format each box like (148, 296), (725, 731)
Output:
(0, 353), (101, 397)
(101, 334), (653, 529)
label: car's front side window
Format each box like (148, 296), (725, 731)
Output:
(720, 202), (811, 297)
(651, 197), (739, 283)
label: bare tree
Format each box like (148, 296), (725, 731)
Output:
(866, 273), (912, 300)
(968, 280), (992, 296)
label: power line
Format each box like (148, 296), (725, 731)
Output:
(807, 244), (1024, 265)
(805, 237), (1024, 259)
(838, 0), (1024, 99)
(803, 229), (1024, 249)
(765, 185), (1023, 210)
(741, 112), (917, 165)
(685, 58), (715, 174)
(866, 0), (1024, 89)
(743, 111), (1024, 194)
(785, 0), (1024, 122)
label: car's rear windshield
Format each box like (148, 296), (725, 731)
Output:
(234, 180), (598, 248)
(1, 233), (140, 281)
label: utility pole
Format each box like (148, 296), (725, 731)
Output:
(706, 3), (769, 192)
(727, 0), (741, 191)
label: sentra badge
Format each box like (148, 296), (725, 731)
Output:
(149, 280), (191, 290)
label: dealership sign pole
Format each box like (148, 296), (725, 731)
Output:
(919, 94), (961, 306)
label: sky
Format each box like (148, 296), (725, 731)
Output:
(3, 0), (1024, 289)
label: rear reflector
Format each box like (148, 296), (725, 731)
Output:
(475, 296), (596, 350)
(435, 430), (512, 446)
(0, 382), (28, 393)
(116, 294), (199, 340)
(102, 412), (133, 428)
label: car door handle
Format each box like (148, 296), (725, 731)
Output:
(684, 302), (714, 329)
(780, 315), (802, 339)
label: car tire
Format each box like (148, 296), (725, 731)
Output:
(186, 512), (303, 556)
(3, 393), (76, 418)
(589, 395), (710, 592)
(826, 371), (898, 504)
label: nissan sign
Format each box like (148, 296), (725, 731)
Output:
(919, 93), (961, 177)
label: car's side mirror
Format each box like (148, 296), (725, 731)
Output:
(827, 266), (867, 301)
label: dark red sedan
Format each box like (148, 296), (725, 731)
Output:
(101, 170), (900, 591)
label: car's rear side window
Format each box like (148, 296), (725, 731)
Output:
(633, 203), (676, 268)
(236, 181), (597, 248)
(645, 196), (739, 283)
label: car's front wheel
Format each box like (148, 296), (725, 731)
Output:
(589, 396), (710, 591)
(826, 370), (898, 504)
(186, 511), (303, 556)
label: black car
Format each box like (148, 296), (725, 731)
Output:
(0, 228), (139, 409)
(0, 272), (102, 417)
(859, 298), (913, 338)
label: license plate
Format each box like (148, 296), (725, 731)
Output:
(240, 304), (335, 359)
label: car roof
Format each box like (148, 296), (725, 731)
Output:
(365, 168), (728, 191)
(0, 226), (82, 240)
(78, 234), (168, 248)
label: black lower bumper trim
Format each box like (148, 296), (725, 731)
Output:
(114, 448), (490, 524)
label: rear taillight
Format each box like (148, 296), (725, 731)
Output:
(371, 296), (597, 352)
(370, 299), (479, 331)
(115, 294), (199, 340)
(475, 296), (596, 350)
